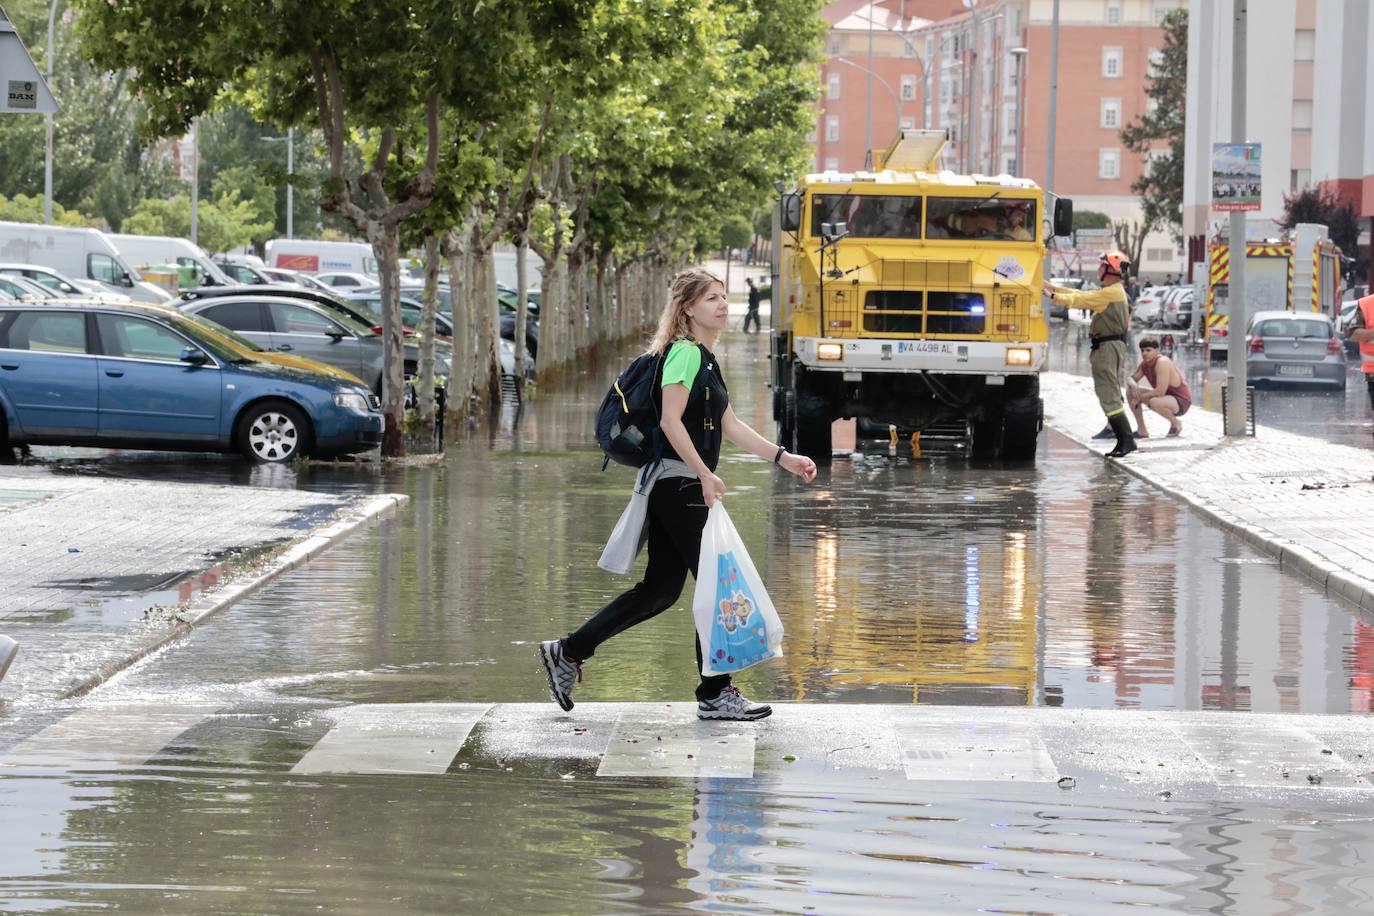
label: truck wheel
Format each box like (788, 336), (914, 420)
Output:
(998, 378), (1041, 460)
(970, 413), (1002, 457)
(794, 390), (832, 463)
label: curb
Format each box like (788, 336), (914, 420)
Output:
(57, 492), (408, 700)
(1052, 424), (1374, 615)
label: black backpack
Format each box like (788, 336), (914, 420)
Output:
(595, 345), (702, 470)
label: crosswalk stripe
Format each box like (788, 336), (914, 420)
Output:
(0, 705), (220, 768)
(290, 703), (492, 775)
(1167, 722), (1368, 789)
(596, 704), (756, 778)
(892, 712), (1060, 782)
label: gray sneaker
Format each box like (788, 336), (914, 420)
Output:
(697, 686), (772, 721)
(539, 640), (580, 711)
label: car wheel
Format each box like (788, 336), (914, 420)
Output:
(236, 400), (310, 463)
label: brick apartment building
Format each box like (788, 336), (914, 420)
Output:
(816, 0), (1183, 277)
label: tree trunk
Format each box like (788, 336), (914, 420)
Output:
(442, 231), (473, 436)
(415, 232), (442, 451)
(514, 236), (529, 390)
(366, 223), (405, 457)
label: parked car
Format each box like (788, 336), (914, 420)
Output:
(1244, 310), (1346, 390)
(314, 271), (378, 289)
(342, 292), (455, 338)
(215, 260), (273, 285)
(110, 234), (237, 288)
(0, 274), (61, 301)
(1131, 285), (1168, 325)
(1, 263), (99, 298)
(1043, 276), (1082, 319)
(353, 282), (454, 314)
(1338, 300), (1361, 358)
(178, 294), (450, 393)
(0, 301), (382, 462)
(0, 220), (173, 304)
(180, 284), (380, 331)
(1159, 287), (1195, 329)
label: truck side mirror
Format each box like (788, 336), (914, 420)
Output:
(1053, 198), (1074, 239)
(780, 192), (802, 233)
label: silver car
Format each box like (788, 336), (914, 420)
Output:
(1244, 310), (1346, 390)
(179, 294), (449, 394)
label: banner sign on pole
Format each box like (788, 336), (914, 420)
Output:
(0, 8), (58, 114)
(1211, 143), (1261, 212)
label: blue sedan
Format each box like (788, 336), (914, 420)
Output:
(0, 302), (384, 463)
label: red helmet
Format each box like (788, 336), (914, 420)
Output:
(1099, 250), (1131, 275)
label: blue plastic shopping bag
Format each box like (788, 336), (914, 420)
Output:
(692, 502), (784, 676)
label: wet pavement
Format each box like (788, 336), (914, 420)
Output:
(1048, 316), (1374, 450)
(3, 327), (1374, 911)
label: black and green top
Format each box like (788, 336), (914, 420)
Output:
(660, 338), (728, 472)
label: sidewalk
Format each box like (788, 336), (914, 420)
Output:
(0, 471), (405, 705)
(1042, 370), (1374, 611)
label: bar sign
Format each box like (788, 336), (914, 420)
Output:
(7, 80), (36, 110)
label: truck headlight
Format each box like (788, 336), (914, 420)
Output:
(817, 342), (843, 361)
(1005, 347), (1032, 366)
(333, 391), (369, 411)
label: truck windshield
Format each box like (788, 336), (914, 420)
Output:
(811, 195), (921, 239)
(926, 197), (1037, 242)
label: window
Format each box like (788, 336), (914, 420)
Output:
(823, 157), (839, 171)
(902, 41), (916, 59)
(925, 197), (1036, 242)
(925, 36), (935, 62)
(1147, 48), (1164, 76)
(811, 195), (922, 239)
(1105, 0), (1121, 24)
(1098, 148), (1120, 179)
(87, 253), (124, 285)
(825, 115), (840, 142)
(829, 38), (841, 56)
(1152, 1), (1177, 26)
(1146, 247), (1173, 262)
(97, 314), (195, 362)
(270, 302), (345, 336)
(1291, 168), (1311, 190)
(1102, 46), (1123, 78)
(1294, 29), (1315, 62)
(0, 311), (87, 353)
(1292, 99), (1312, 130)
(901, 75), (917, 101)
(203, 301), (266, 333)
(827, 72), (841, 100)
(1101, 97), (1121, 129)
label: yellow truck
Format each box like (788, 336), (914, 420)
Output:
(770, 129), (1073, 461)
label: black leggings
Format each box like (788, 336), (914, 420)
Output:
(563, 477), (731, 701)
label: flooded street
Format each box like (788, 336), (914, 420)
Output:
(3, 327), (1373, 912)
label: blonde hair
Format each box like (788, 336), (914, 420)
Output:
(648, 268), (724, 354)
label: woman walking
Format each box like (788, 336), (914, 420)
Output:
(540, 268), (817, 721)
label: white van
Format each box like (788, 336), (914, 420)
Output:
(0, 221), (171, 303)
(264, 239), (379, 277)
(109, 233), (236, 288)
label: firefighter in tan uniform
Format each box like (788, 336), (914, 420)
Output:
(1348, 292), (1374, 438)
(1044, 251), (1136, 458)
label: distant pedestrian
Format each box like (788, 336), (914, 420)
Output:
(1045, 250), (1136, 458)
(743, 278), (761, 334)
(539, 268), (817, 721)
(1127, 337), (1191, 438)
(1348, 291), (1374, 438)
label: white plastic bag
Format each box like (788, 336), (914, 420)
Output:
(691, 502), (784, 676)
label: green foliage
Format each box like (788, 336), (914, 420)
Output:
(1281, 186), (1366, 282)
(720, 214), (753, 252)
(1120, 7), (1186, 239)
(121, 193), (273, 255)
(0, 193), (91, 226)
(1072, 210), (1113, 232)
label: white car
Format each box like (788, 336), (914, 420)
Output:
(1131, 285), (1168, 325)
(315, 271), (379, 289)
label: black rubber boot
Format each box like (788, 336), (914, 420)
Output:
(1105, 413), (1137, 458)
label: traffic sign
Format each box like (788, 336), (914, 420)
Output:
(0, 7), (57, 114)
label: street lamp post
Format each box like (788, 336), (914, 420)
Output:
(262, 129), (295, 238)
(1009, 47), (1028, 176)
(42, 0), (60, 224)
